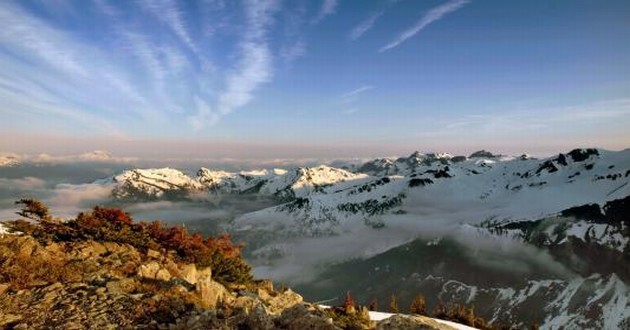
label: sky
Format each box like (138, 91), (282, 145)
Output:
(0, 0), (629, 161)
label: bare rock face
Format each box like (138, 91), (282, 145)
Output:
(376, 315), (456, 330)
(70, 241), (108, 259)
(237, 306), (276, 330)
(266, 288), (304, 315)
(105, 277), (138, 295)
(137, 261), (172, 281)
(178, 263), (198, 284)
(197, 275), (229, 309)
(275, 304), (338, 330)
(0, 231), (473, 330)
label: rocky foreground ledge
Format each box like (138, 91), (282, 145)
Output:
(0, 229), (462, 329)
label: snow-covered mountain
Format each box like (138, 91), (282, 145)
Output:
(88, 147), (629, 328)
(103, 165), (370, 201)
(234, 148), (628, 238)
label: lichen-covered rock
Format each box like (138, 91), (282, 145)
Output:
(376, 315), (456, 330)
(275, 304), (338, 330)
(237, 306), (276, 330)
(105, 278), (138, 294)
(266, 288), (303, 315)
(137, 261), (172, 281)
(197, 275), (229, 309)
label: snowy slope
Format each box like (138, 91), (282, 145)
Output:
(230, 148), (629, 329)
(106, 168), (205, 199)
(234, 148), (629, 240)
(316, 305), (479, 329)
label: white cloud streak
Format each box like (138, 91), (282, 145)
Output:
(380, 0), (470, 52)
(0, 0), (173, 134)
(136, 0), (197, 53)
(342, 85), (374, 99)
(214, 0), (277, 116)
(312, 0), (338, 23)
(349, 12), (383, 40)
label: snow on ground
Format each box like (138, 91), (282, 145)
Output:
(0, 222), (9, 234)
(320, 306), (479, 329)
(558, 221), (628, 252)
(367, 310), (479, 330)
(434, 319), (480, 330)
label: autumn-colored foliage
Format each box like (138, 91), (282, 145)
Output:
(433, 302), (491, 330)
(7, 200), (252, 285)
(409, 293), (426, 315)
(389, 294), (399, 313)
(324, 291), (371, 330)
(343, 291), (356, 315)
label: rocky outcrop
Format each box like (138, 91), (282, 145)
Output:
(0, 233), (459, 329)
(376, 315), (456, 330)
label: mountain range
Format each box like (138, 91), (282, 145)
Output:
(3, 147), (628, 328)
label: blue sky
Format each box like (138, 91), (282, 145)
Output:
(1, 0), (629, 160)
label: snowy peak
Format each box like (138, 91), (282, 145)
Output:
(289, 165), (369, 197)
(358, 151), (462, 176)
(107, 165), (371, 200)
(111, 168), (204, 199)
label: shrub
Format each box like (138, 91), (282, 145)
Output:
(368, 298), (378, 311)
(432, 302), (494, 330)
(409, 293), (426, 315)
(15, 198), (51, 221)
(389, 294), (399, 313)
(343, 291), (356, 315)
(6, 200), (252, 286)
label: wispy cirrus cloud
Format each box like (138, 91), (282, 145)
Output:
(0, 0), (286, 135)
(214, 0), (277, 116)
(340, 85), (374, 114)
(342, 85), (374, 100)
(136, 0), (197, 53)
(380, 0), (470, 52)
(443, 98), (630, 132)
(312, 0), (338, 23)
(349, 12), (383, 40)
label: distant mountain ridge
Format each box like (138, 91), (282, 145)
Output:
(87, 147), (630, 328)
(99, 148), (629, 238)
